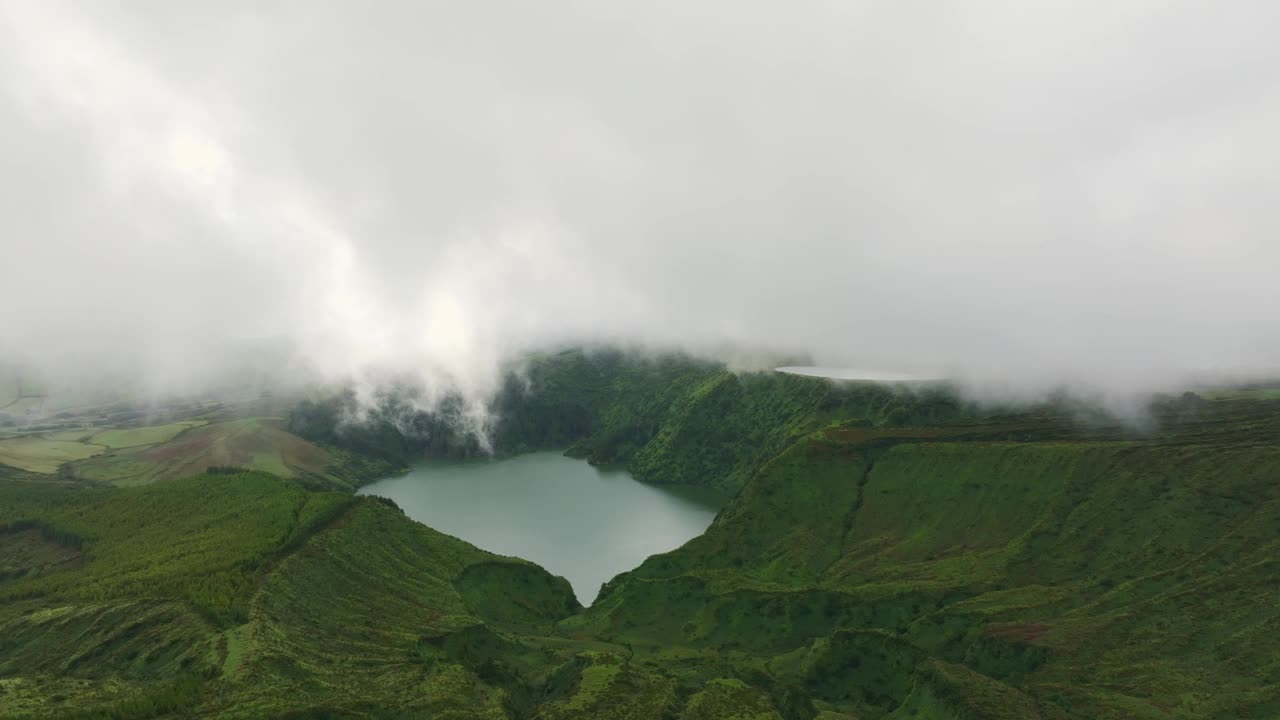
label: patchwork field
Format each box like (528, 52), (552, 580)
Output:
(69, 418), (338, 487)
(38, 428), (98, 443)
(88, 420), (207, 449)
(0, 437), (105, 473)
(0, 407), (362, 490)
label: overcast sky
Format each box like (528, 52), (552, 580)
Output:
(2, 1), (1278, 399)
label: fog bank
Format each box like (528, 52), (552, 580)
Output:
(3, 1), (1278, 407)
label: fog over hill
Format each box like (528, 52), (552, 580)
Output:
(2, 1), (1279, 407)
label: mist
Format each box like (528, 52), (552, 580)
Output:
(3, 1), (1279, 410)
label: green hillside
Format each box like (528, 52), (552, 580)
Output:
(0, 471), (581, 718)
(0, 404), (395, 490)
(68, 418), (345, 488)
(295, 348), (973, 493)
(578, 412), (1280, 718)
(4, 350), (1280, 718)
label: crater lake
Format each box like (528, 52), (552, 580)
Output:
(357, 451), (725, 604)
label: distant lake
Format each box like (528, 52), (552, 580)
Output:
(357, 452), (725, 605)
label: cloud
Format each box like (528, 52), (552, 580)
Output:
(2, 0), (1278, 403)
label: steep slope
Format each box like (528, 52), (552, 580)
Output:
(0, 472), (581, 719)
(298, 348), (973, 493)
(65, 418), (390, 490)
(576, 401), (1280, 718)
(499, 351), (975, 495)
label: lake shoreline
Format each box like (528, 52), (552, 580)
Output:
(357, 450), (725, 605)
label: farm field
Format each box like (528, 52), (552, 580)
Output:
(0, 400), (358, 489)
(89, 420), (207, 449)
(38, 428), (97, 442)
(69, 418), (334, 486)
(0, 436), (105, 473)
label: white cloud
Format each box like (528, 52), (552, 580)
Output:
(1, 0), (1278, 404)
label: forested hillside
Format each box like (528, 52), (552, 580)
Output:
(293, 348), (975, 493)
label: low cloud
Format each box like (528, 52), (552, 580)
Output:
(2, 1), (1278, 411)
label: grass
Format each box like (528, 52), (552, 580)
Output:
(88, 420), (205, 449)
(0, 474), (328, 624)
(0, 416), (338, 484)
(578, 396), (1280, 718)
(39, 428), (98, 443)
(0, 437), (104, 473)
(70, 418), (342, 487)
(1201, 387), (1280, 400)
(0, 470), (581, 718)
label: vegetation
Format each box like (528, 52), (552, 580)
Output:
(88, 421), (207, 449)
(3, 350), (1280, 717)
(569, 393), (1280, 718)
(0, 437), (105, 474)
(0, 410), (388, 490)
(68, 418), (345, 488)
(0, 470), (580, 718)
(296, 347), (972, 493)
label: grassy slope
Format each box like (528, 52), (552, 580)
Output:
(488, 348), (970, 494)
(0, 415), (353, 490)
(0, 471), (581, 719)
(0, 437), (105, 473)
(576, 398), (1280, 719)
(0, 386), (388, 489)
(88, 421), (207, 449)
(68, 418), (356, 489)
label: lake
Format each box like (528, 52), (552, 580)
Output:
(356, 451), (725, 604)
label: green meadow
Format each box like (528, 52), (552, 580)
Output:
(87, 421), (206, 449)
(0, 437), (104, 474)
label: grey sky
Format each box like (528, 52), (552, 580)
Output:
(2, 1), (1278, 399)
